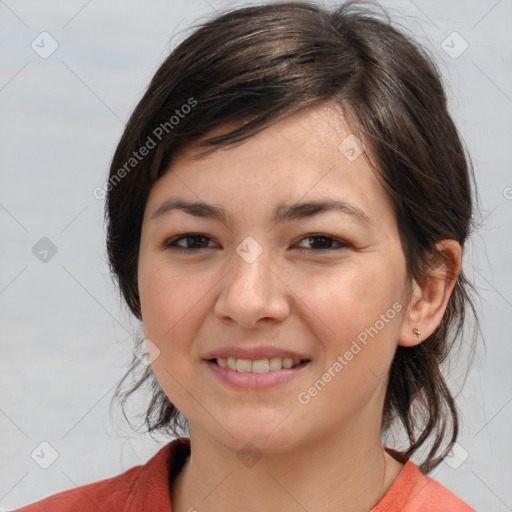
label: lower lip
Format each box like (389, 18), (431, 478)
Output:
(204, 360), (310, 390)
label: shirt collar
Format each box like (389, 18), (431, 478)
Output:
(125, 437), (191, 511)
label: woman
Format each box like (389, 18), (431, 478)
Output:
(14, 1), (478, 510)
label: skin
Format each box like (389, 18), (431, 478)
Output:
(137, 103), (461, 512)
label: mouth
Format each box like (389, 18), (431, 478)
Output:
(204, 357), (311, 390)
(207, 357), (310, 373)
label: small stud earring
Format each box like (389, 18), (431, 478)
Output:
(412, 328), (422, 342)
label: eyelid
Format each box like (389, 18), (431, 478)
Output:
(294, 233), (350, 250)
(164, 232), (350, 252)
(164, 233), (218, 251)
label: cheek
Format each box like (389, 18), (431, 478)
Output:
(138, 260), (205, 341)
(304, 262), (402, 327)
(301, 262), (405, 375)
(297, 274), (405, 414)
(138, 264), (205, 400)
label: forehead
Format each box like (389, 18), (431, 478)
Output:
(145, 104), (394, 228)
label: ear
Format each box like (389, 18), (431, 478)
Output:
(398, 239), (462, 347)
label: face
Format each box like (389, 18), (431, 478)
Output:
(137, 104), (411, 453)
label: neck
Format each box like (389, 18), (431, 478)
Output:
(171, 424), (403, 512)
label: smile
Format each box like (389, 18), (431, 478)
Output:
(205, 358), (311, 390)
(211, 357), (307, 373)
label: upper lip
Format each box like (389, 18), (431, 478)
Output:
(203, 346), (310, 361)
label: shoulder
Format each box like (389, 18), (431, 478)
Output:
(10, 464), (142, 512)
(371, 460), (477, 512)
(9, 439), (188, 512)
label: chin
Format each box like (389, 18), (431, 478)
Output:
(209, 413), (303, 454)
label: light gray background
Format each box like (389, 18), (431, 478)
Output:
(1, 0), (511, 510)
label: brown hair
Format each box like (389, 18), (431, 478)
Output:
(106, 0), (479, 473)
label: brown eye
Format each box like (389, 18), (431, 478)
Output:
(164, 232), (349, 254)
(295, 234), (349, 251)
(165, 233), (217, 252)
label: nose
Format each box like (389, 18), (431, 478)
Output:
(214, 245), (290, 328)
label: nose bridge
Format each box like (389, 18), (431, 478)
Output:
(230, 236), (274, 299)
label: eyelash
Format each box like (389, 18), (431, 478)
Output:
(164, 233), (349, 253)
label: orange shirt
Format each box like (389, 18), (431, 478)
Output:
(12, 437), (476, 511)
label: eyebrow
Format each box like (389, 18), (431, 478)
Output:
(150, 198), (374, 226)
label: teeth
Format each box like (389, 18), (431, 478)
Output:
(216, 357), (304, 373)
(236, 358), (252, 372)
(252, 359), (269, 373)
